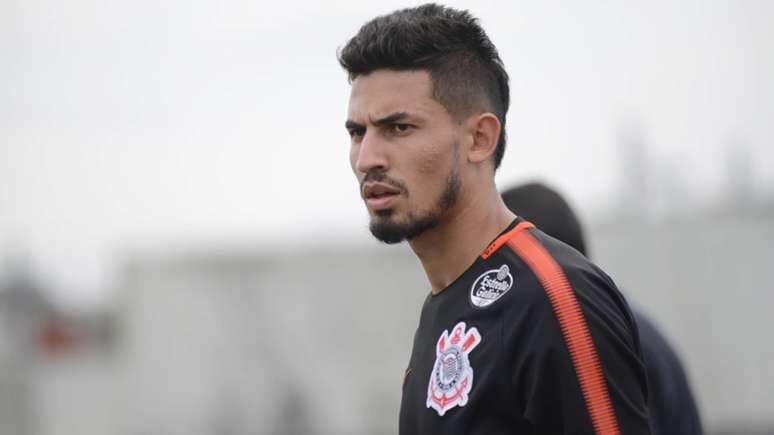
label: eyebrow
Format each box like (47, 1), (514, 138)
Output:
(371, 111), (411, 126)
(345, 111), (413, 131)
(345, 120), (364, 130)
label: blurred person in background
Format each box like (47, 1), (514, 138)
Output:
(501, 181), (703, 435)
(340, 4), (649, 434)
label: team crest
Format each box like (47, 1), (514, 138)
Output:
(426, 321), (481, 416)
(470, 264), (514, 308)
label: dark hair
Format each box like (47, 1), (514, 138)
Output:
(338, 3), (510, 170)
(501, 182), (589, 257)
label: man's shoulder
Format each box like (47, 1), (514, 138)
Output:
(483, 226), (616, 305)
(483, 226), (637, 341)
(484, 226), (650, 434)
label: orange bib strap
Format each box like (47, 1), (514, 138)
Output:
(506, 229), (621, 435)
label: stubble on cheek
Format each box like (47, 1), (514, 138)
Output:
(415, 138), (457, 195)
(415, 139), (449, 177)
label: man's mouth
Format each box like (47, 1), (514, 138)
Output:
(363, 182), (402, 211)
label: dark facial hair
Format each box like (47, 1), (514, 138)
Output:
(369, 164), (460, 244)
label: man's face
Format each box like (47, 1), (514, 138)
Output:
(346, 70), (462, 243)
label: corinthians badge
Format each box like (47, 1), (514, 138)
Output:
(470, 264), (514, 308)
(426, 321), (481, 416)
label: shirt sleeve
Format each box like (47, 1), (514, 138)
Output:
(505, 246), (651, 434)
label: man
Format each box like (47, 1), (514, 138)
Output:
(501, 182), (704, 435)
(339, 4), (649, 434)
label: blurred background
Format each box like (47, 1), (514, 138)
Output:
(1, 0), (773, 434)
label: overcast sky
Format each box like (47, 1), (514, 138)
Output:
(1, 0), (773, 307)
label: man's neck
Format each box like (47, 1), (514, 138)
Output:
(409, 189), (516, 294)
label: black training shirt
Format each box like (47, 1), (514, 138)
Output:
(398, 218), (650, 434)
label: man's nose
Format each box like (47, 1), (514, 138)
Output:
(355, 131), (389, 175)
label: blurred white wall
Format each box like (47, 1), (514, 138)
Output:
(117, 244), (427, 435)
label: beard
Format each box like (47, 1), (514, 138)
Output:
(369, 166), (460, 244)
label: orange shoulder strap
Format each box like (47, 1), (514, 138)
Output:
(505, 227), (621, 435)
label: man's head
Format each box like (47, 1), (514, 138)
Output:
(501, 182), (589, 257)
(340, 4), (509, 243)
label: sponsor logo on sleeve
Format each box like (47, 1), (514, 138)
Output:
(470, 264), (513, 308)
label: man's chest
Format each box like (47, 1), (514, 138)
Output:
(399, 311), (527, 435)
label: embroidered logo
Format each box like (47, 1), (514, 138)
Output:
(426, 321), (481, 416)
(470, 264), (514, 308)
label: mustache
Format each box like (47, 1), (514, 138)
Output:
(360, 171), (408, 195)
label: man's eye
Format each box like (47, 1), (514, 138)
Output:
(348, 128), (365, 138)
(390, 123), (413, 134)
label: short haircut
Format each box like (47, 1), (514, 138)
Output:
(501, 182), (588, 257)
(338, 3), (510, 170)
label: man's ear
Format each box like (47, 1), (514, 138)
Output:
(466, 113), (501, 166)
